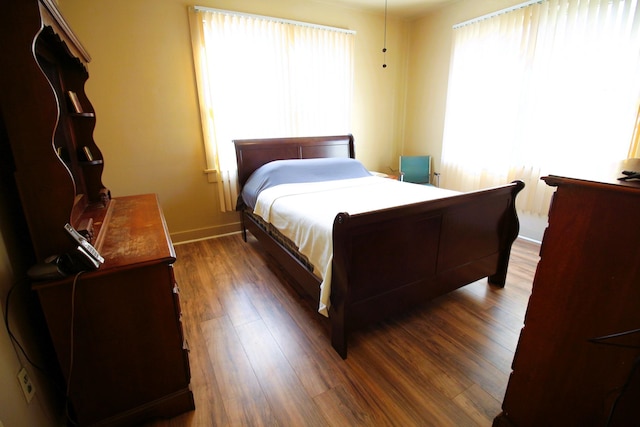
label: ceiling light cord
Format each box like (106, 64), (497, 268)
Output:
(382, 0), (388, 68)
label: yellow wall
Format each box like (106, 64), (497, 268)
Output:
(56, 0), (528, 243)
(0, 258), (54, 427)
(57, 0), (410, 243)
(0, 184), (60, 426)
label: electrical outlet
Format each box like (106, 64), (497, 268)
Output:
(17, 367), (36, 403)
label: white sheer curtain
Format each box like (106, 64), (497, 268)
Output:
(189, 8), (355, 211)
(441, 0), (640, 216)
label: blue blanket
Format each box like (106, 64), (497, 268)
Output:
(239, 158), (372, 210)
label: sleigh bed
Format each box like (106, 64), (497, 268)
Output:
(234, 134), (524, 358)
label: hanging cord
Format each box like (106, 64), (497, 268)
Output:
(382, 0), (388, 68)
(4, 279), (47, 371)
(4, 278), (70, 405)
(64, 271), (84, 427)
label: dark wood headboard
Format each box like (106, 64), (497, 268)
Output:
(233, 134), (355, 188)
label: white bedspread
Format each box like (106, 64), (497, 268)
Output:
(253, 176), (459, 316)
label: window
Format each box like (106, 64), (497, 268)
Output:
(440, 0), (640, 216)
(189, 8), (355, 211)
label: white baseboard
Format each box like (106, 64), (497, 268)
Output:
(517, 212), (547, 244)
(171, 222), (242, 245)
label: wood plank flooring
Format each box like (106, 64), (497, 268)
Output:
(146, 234), (540, 427)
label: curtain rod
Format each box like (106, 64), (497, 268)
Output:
(192, 6), (356, 35)
(453, 0), (544, 29)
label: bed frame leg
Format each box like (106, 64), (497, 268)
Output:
(490, 180), (524, 288)
(489, 245), (513, 287)
(330, 309), (348, 359)
(331, 332), (348, 359)
(489, 271), (507, 288)
(241, 212), (247, 242)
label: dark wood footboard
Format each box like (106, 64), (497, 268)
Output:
(329, 180), (524, 358)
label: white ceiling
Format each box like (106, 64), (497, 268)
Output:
(319, 0), (457, 18)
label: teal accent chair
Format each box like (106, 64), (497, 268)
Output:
(399, 155), (434, 186)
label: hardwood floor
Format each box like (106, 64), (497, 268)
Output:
(146, 234), (540, 427)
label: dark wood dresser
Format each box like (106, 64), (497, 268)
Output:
(33, 194), (194, 426)
(0, 1), (194, 425)
(494, 159), (640, 426)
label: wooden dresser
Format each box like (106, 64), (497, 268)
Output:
(33, 194), (194, 426)
(494, 159), (640, 426)
(0, 1), (194, 425)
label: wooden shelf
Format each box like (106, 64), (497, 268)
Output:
(79, 160), (103, 166)
(0, 1), (194, 425)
